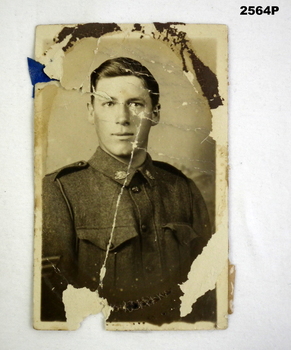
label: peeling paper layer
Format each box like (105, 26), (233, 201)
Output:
(33, 23), (229, 331)
(63, 286), (112, 330)
(179, 229), (228, 318)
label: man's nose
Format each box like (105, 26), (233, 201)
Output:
(115, 103), (130, 125)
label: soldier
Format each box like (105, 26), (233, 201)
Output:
(41, 57), (215, 325)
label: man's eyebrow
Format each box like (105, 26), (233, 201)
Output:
(127, 97), (146, 102)
(94, 91), (116, 101)
(94, 92), (147, 103)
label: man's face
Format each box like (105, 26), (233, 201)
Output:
(92, 75), (158, 162)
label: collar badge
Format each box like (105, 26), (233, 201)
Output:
(146, 170), (155, 180)
(114, 171), (128, 180)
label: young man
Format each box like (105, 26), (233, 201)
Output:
(41, 57), (215, 325)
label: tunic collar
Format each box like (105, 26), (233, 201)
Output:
(88, 147), (156, 187)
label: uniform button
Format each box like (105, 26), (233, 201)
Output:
(141, 224), (147, 232)
(131, 186), (141, 193)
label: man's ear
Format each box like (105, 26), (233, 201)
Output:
(87, 102), (95, 124)
(151, 104), (160, 126)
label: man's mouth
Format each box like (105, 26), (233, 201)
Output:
(111, 132), (135, 140)
(112, 132), (134, 136)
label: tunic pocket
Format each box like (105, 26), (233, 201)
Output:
(75, 226), (140, 290)
(76, 226), (138, 251)
(162, 223), (199, 245)
(162, 223), (199, 281)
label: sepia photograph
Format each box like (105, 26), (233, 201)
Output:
(33, 23), (228, 331)
(3, 1), (291, 348)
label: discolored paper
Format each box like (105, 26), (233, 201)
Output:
(33, 23), (229, 331)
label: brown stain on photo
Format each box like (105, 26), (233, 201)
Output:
(153, 22), (223, 109)
(55, 23), (122, 51)
(53, 22), (223, 110)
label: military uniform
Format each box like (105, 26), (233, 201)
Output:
(41, 147), (216, 324)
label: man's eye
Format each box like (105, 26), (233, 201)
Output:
(129, 102), (144, 108)
(103, 101), (114, 107)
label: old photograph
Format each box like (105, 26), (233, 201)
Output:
(33, 23), (228, 330)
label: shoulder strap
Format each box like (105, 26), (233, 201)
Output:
(45, 160), (89, 181)
(153, 160), (187, 179)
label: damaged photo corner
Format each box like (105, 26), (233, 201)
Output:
(32, 23), (230, 331)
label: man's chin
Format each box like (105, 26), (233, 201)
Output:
(112, 147), (133, 158)
(100, 145), (147, 166)
(101, 146), (132, 160)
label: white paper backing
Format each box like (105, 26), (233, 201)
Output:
(0, 0), (290, 349)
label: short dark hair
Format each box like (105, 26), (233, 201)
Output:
(90, 57), (160, 107)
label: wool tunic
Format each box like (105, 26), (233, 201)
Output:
(41, 147), (216, 324)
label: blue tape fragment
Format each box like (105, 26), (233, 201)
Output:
(27, 57), (57, 97)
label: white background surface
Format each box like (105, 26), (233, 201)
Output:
(1, 0), (291, 349)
